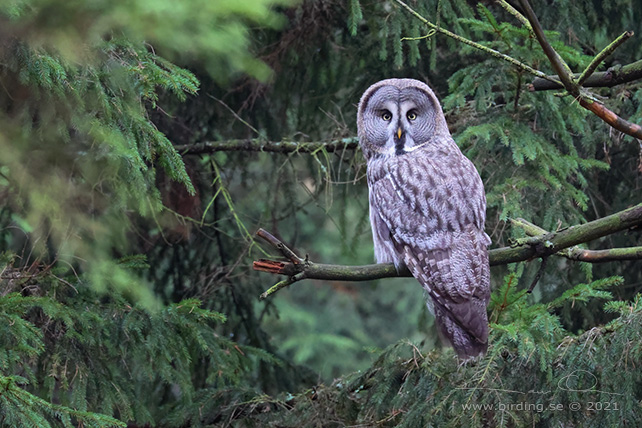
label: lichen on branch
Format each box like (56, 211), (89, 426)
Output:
(254, 204), (642, 299)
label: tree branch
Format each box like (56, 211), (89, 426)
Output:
(517, 0), (575, 89)
(392, 0), (559, 83)
(253, 230), (412, 300)
(511, 217), (642, 262)
(518, 0), (642, 139)
(497, 0), (532, 33)
(577, 97), (642, 138)
(175, 138), (359, 155)
(176, 20), (642, 156)
(254, 204), (642, 299)
(564, 247), (642, 262)
(530, 60), (642, 91)
(576, 31), (633, 86)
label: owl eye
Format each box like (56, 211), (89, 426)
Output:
(381, 111), (392, 121)
(407, 111), (417, 121)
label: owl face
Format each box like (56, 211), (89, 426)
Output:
(357, 79), (449, 160)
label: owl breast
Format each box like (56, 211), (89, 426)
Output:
(366, 141), (490, 267)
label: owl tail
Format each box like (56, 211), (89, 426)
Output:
(432, 301), (488, 360)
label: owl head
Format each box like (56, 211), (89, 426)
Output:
(357, 78), (450, 160)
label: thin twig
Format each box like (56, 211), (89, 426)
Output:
(259, 273), (307, 300)
(518, 0), (575, 92)
(527, 257), (547, 293)
(497, 0), (532, 33)
(176, 138), (359, 155)
(256, 228), (303, 264)
(393, 0), (559, 83)
(207, 94), (262, 137)
(577, 31), (634, 86)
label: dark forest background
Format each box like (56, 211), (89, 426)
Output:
(1, 0), (641, 426)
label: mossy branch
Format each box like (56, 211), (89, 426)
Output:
(393, 0), (642, 139)
(254, 204), (642, 299)
(511, 217), (642, 262)
(519, 0), (642, 139)
(530, 60), (642, 91)
(392, 0), (558, 83)
(576, 31), (633, 86)
(175, 138), (359, 155)
(497, 0), (532, 33)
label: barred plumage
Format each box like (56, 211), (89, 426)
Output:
(357, 79), (491, 359)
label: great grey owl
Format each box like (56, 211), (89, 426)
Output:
(357, 78), (491, 359)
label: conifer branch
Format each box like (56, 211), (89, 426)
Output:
(517, 0), (575, 89)
(576, 31), (633, 86)
(254, 204), (642, 299)
(497, 0), (532, 33)
(176, 138), (359, 155)
(256, 229), (304, 265)
(519, 0), (642, 139)
(392, 0), (558, 83)
(511, 218), (642, 262)
(530, 60), (642, 91)
(577, 98), (642, 138)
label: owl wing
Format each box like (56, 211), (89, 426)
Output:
(369, 142), (490, 357)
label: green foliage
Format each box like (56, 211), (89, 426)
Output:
(0, 0), (294, 296)
(1, 0), (298, 425)
(0, 36), (202, 300)
(347, 0), (363, 36)
(0, 262), (280, 427)
(229, 273), (641, 427)
(0, 0), (293, 81)
(0, 375), (125, 428)
(604, 294), (642, 318)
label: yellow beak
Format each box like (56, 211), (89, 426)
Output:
(397, 127), (403, 139)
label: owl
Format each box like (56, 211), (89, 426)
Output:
(357, 78), (491, 359)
